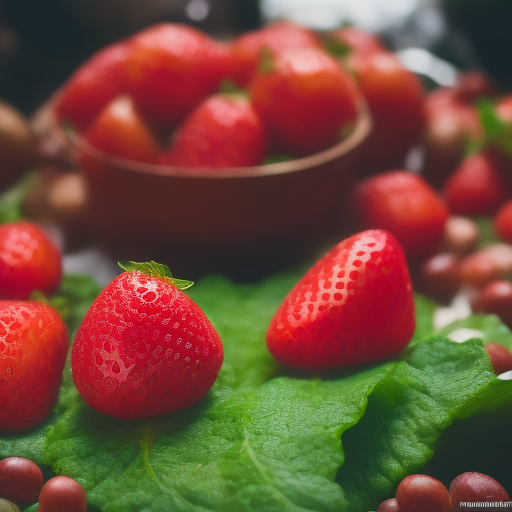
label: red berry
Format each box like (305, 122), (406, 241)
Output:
(345, 49), (426, 171)
(0, 221), (62, 300)
(376, 498), (399, 512)
(326, 26), (385, 56)
(0, 301), (68, 431)
(124, 23), (233, 130)
(442, 151), (511, 216)
(266, 229), (415, 370)
(79, 94), (162, 166)
(230, 21), (323, 87)
(53, 40), (130, 131)
(38, 475), (87, 512)
(250, 47), (361, 157)
(450, 472), (510, 512)
(71, 262), (223, 419)
(0, 457), (43, 508)
(351, 170), (450, 261)
(396, 474), (452, 512)
(167, 93), (268, 168)
(493, 198), (512, 243)
(484, 342), (512, 375)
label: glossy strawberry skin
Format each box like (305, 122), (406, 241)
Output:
(250, 47), (361, 157)
(54, 40), (130, 131)
(123, 23), (233, 130)
(266, 230), (415, 370)
(0, 301), (69, 431)
(71, 271), (224, 419)
(167, 93), (268, 168)
(0, 221), (62, 300)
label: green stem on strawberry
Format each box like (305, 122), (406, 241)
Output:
(118, 261), (193, 290)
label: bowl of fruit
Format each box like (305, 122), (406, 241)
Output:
(31, 21), (381, 279)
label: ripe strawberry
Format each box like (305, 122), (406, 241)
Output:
(250, 47), (361, 157)
(0, 300), (68, 431)
(351, 170), (450, 261)
(0, 221), (62, 300)
(229, 20), (323, 87)
(79, 94), (162, 167)
(442, 150), (512, 216)
(71, 261), (223, 420)
(266, 229), (415, 370)
(344, 49), (426, 172)
(493, 198), (512, 242)
(325, 26), (385, 56)
(53, 40), (130, 131)
(166, 93), (268, 168)
(123, 23), (233, 130)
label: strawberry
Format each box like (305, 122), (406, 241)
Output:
(79, 94), (163, 167)
(0, 221), (62, 300)
(71, 261), (223, 420)
(53, 40), (130, 131)
(229, 20), (323, 87)
(442, 150), (512, 216)
(493, 198), (512, 243)
(166, 93), (268, 168)
(324, 26), (385, 56)
(123, 23), (233, 130)
(0, 300), (68, 431)
(350, 170), (450, 262)
(266, 229), (415, 370)
(343, 48), (426, 172)
(250, 47), (361, 157)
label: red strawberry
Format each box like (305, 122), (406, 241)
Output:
(123, 23), (233, 130)
(79, 94), (162, 166)
(53, 40), (130, 131)
(0, 301), (68, 431)
(344, 49), (426, 172)
(325, 26), (385, 56)
(250, 47), (361, 157)
(71, 261), (223, 420)
(0, 221), (62, 300)
(266, 229), (415, 370)
(442, 150), (512, 216)
(351, 170), (450, 261)
(229, 20), (323, 87)
(493, 198), (512, 242)
(166, 93), (268, 168)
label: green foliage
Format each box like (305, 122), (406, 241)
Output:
(1, 269), (510, 512)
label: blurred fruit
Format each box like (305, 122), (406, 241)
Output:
(250, 47), (361, 157)
(53, 40), (130, 131)
(123, 23), (233, 130)
(351, 170), (449, 261)
(230, 20), (323, 87)
(167, 93), (268, 168)
(0, 100), (37, 191)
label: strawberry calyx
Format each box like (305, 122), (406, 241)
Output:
(118, 261), (194, 290)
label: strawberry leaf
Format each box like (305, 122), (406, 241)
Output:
(473, 97), (512, 157)
(118, 261), (194, 290)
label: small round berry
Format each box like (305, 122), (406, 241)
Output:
(377, 497), (399, 511)
(418, 252), (461, 303)
(476, 280), (512, 329)
(0, 457), (43, 508)
(37, 476), (87, 512)
(450, 472), (510, 512)
(485, 342), (512, 375)
(396, 474), (452, 512)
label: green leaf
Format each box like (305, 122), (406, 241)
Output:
(0, 172), (40, 224)
(474, 97), (512, 157)
(118, 261), (193, 290)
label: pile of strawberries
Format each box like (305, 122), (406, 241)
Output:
(51, 21), (424, 170)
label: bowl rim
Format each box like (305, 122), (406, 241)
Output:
(32, 99), (372, 180)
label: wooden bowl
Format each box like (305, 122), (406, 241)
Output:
(31, 104), (371, 280)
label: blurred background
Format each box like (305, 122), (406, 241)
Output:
(1, 0), (511, 115)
